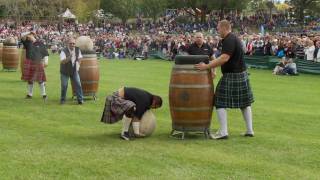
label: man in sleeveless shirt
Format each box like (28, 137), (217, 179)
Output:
(59, 37), (84, 105)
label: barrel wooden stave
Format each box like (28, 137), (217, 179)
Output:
(72, 53), (99, 97)
(79, 54), (99, 96)
(169, 62), (214, 131)
(2, 46), (19, 70)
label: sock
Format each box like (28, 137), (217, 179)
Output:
(121, 115), (132, 135)
(132, 122), (140, 135)
(241, 106), (254, 135)
(27, 83), (34, 96)
(216, 108), (228, 136)
(39, 82), (46, 96)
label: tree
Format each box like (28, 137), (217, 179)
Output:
(288, 0), (320, 24)
(139, 0), (167, 22)
(101, 0), (138, 24)
(266, 1), (274, 21)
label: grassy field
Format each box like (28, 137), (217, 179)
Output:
(0, 54), (320, 179)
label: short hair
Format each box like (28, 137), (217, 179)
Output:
(68, 37), (76, 43)
(218, 20), (231, 31)
(152, 95), (162, 108)
(195, 32), (204, 38)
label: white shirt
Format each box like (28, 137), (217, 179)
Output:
(304, 45), (315, 61)
(60, 48), (83, 71)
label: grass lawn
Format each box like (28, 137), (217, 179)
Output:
(0, 54), (320, 179)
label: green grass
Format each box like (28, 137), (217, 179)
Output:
(0, 54), (320, 179)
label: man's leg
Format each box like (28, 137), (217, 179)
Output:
(72, 71), (83, 104)
(132, 118), (145, 137)
(39, 81), (47, 100)
(241, 106), (254, 136)
(26, 81), (34, 98)
(213, 108), (228, 139)
(60, 73), (69, 103)
(121, 115), (132, 140)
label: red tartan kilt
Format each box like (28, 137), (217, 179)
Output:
(21, 58), (46, 82)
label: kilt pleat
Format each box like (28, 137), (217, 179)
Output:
(215, 72), (254, 108)
(21, 59), (46, 82)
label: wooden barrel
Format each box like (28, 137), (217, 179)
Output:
(20, 48), (26, 76)
(72, 52), (100, 97)
(169, 55), (214, 132)
(0, 43), (3, 63)
(2, 45), (19, 71)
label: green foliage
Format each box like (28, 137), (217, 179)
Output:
(139, 0), (168, 22)
(288, 0), (320, 23)
(0, 54), (320, 179)
(100, 0), (138, 24)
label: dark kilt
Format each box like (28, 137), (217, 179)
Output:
(21, 59), (46, 82)
(101, 91), (136, 124)
(214, 72), (254, 108)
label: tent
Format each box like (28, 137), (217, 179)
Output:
(58, 8), (76, 19)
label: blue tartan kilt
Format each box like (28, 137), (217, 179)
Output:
(214, 71), (254, 108)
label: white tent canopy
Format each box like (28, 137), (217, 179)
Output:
(58, 8), (76, 19)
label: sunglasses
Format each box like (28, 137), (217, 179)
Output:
(69, 43), (75, 45)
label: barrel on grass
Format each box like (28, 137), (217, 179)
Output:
(2, 38), (19, 71)
(71, 51), (100, 99)
(169, 55), (214, 132)
(71, 36), (99, 99)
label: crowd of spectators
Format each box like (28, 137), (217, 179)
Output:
(0, 10), (319, 67)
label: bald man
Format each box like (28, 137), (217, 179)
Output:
(187, 32), (216, 77)
(195, 20), (254, 140)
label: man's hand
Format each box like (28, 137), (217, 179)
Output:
(194, 62), (209, 71)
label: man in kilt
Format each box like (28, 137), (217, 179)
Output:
(21, 32), (49, 100)
(195, 20), (254, 139)
(101, 87), (162, 141)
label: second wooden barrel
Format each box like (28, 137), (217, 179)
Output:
(169, 55), (214, 132)
(76, 52), (100, 97)
(2, 45), (19, 71)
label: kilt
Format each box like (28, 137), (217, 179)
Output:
(101, 91), (136, 124)
(214, 71), (254, 108)
(21, 58), (46, 82)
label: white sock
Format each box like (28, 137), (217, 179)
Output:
(132, 122), (140, 135)
(121, 115), (132, 135)
(27, 83), (33, 96)
(39, 82), (46, 96)
(241, 106), (254, 134)
(216, 108), (228, 136)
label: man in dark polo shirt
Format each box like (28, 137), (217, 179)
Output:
(188, 32), (216, 77)
(195, 20), (254, 140)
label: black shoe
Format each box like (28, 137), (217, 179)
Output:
(78, 101), (83, 105)
(43, 95), (47, 101)
(25, 95), (32, 99)
(244, 133), (254, 137)
(120, 132), (130, 141)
